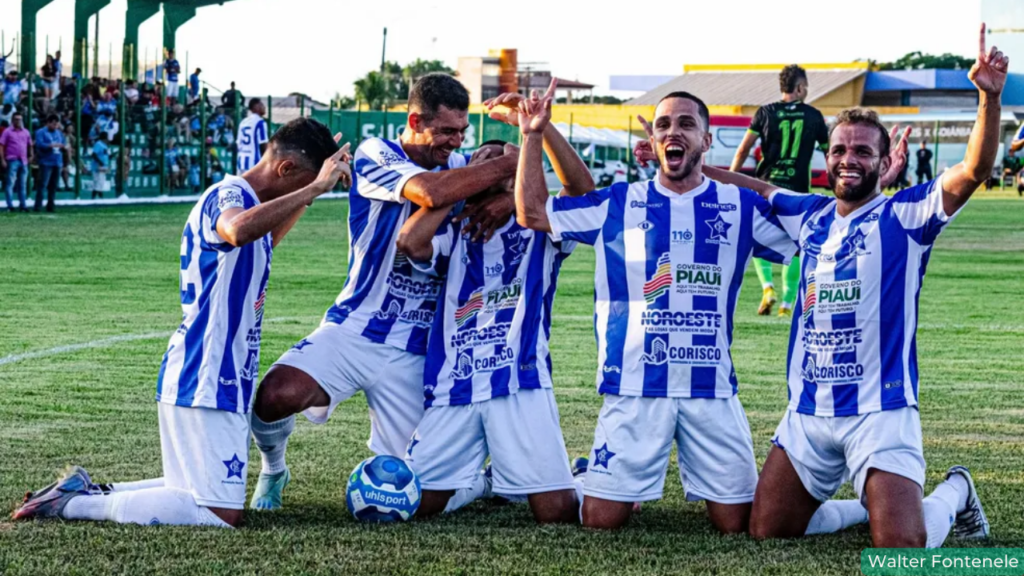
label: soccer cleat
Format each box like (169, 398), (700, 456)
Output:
(13, 466), (92, 520)
(757, 287), (777, 316)
(946, 466), (989, 539)
(249, 468), (291, 511)
(778, 304), (793, 319)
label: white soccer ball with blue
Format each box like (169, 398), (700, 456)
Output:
(345, 455), (421, 522)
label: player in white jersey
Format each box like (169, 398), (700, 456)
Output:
(13, 118), (351, 528)
(518, 89), (880, 536)
(237, 98), (269, 174)
(399, 82), (596, 522)
(708, 25), (1006, 548)
(248, 73), (521, 511)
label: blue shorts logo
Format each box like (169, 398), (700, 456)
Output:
(593, 443), (616, 469)
(223, 454), (246, 479)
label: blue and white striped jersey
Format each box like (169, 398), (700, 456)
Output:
(420, 216), (575, 407)
(237, 114), (268, 173)
(771, 177), (961, 417)
(156, 175), (272, 414)
(324, 137), (468, 354)
(546, 177), (797, 398)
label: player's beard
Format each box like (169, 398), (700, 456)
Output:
(659, 148), (701, 182)
(829, 165), (881, 204)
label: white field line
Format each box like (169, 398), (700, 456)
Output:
(2, 315), (1020, 368)
(0, 316), (319, 368)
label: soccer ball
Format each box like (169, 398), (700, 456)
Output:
(345, 455), (421, 522)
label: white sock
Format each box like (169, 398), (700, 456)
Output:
(805, 500), (869, 535)
(574, 477), (585, 524)
(63, 487), (231, 527)
(251, 413), (295, 475)
(443, 472), (489, 514)
(921, 476), (970, 549)
(108, 478), (165, 492)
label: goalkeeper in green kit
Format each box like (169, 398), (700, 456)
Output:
(730, 65), (829, 317)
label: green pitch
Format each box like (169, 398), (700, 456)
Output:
(1, 197), (1022, 575)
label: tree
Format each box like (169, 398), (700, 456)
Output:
(332, 93), (356, 109)
(354, 71), (390, 111)
(402, 59), (456, 94)
(878, 52), (974, 71)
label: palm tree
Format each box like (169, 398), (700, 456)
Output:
(354, 71), (389, 111)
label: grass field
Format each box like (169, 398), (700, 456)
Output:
(1, 195), (1022, 575)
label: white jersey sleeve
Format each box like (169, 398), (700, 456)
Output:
(749, 190), (798, 265)
(544, 183), (624, 244)
(890, 176), (960, 245)
(200, 184), (248, 249)
(769, 189), (836, 241)
(353, 138), (428, 203)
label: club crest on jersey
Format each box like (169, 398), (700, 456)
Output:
(841, 229), (870, 258)
(454, 292), (483, 327)
(704, 214), (732, 244)
(503, 230), (530, 266)
(801, 356), (817, 382)
(640, 337), (670, 365)
(643, 253), (672, 303)
(450, 351), (475, 380)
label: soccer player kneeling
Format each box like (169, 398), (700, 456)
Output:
(13, 119), (349, 528)
(399, 81), (594, 522)
(710, 24), (1005, 547)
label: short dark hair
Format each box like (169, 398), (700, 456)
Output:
(46, 113), (60, 124)
(479, 139), (508, 148)
(248, 98), (262, 112)
(408, 73), (469, 120)
(269, 117), (338, 171)
(657, 91), (710, 131)
(780, 65), (808, 94)
(829, 107), (890, 158)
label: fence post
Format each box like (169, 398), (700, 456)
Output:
(355, 100), (362, 145)
(26, 73), (34, 201)
(478, 108), (485, 148)
(74, 76), (82, 199)
(200, 87), (208, 190)
(299, 94), (305, 118)
(118, 79), (126, 196)
(267, 94), (273, 135)
(159, 83), (167, 196)
(932, 120), (940, 177)
(329, 100), (335, 134)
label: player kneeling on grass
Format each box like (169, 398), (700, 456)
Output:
(706, 24), (1005, 548)
(399, 81), (595, 522)
(12, 118), (350, 528)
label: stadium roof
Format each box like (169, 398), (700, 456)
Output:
(626, 69), (867, 107)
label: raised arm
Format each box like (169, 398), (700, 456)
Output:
(730, 130), (759, 172)
(396, 206), (453, 262)
(514, 84), (556, 232)
(940, 23), (1009, 215)
(219, 143), (351, 247)
(401, 154), (517, 209)
(486, 79), (594, 197)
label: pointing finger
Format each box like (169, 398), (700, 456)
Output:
(637, 115), (654, 138)
(544, 77), (558, 101)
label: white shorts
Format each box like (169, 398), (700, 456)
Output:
(405, 388), (574, 495)
(272, 322), (424, 457)
(167, 80), (179, 97)
(584, 394), (757, 504)
(158, 403), (250, 510)
(771, 407), (925, 504)
(93, 170), (109, 192)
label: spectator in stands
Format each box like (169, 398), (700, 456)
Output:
(164, 49), (181, 104)
(41, 55), (56, 100)
(124, 80), (140, 106)
(96, 91), (117, 116)
(104, 79), (119, 98)
(34, 113), (65, 212)
(0, 41), (13, 77)
(1, 111), (32, 212)
(206, 143), (224, 184)
(221, 81), (242, 112)
(90, 110), (119, 144)
(90, 132), (110, 199)
(189, 68), (202, 104)
(165, 137), (183, 190)
(53, 50), (63, 92)
(0, 103), (12, 126)
(80, 91), (96, 142)
(3, 70), (24, 106)
(61, 123), (77, 191)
